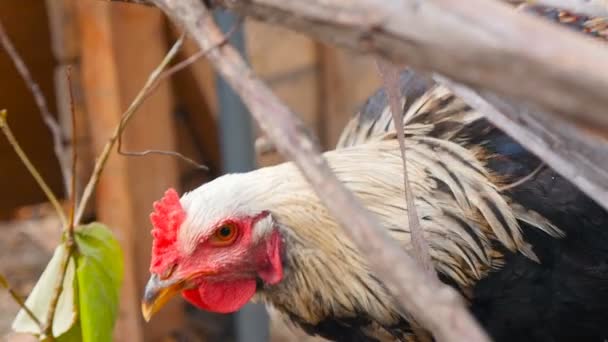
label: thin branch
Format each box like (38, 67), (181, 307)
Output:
(101, 0), (608, 210)
(159, 18), (242, 82)
(376, 60), (436, 277)
(67, 66), (78, 237)
(151, 1), (490, 341)
(114, 23), (244, 171)
(255, 136), (276, 155)
(0, 274), (43, 331)
(117, 147), (208, 170)
(45, 68), (79, 339)
(101, 0), (153, 5)
(0, 18), (70, 194)
(44, 247), (73, 338)
(199, 0), (608, 135)
(75, 23), (239, 223)
(73, 35), (185, 224)
(437, 75), (608, 210)
(530, 0), (608, 17)
(0, 110), (67, 227)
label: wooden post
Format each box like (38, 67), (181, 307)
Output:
(76, 1), (184, 341)
(316, 43), (381, 148)
(245, 21), (320, 166)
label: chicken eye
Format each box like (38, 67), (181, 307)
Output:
(211, 223), (238, 245)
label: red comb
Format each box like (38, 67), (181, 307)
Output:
(149, 188), (185, 274)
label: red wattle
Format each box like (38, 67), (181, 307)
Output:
(181, 278), (257, 314)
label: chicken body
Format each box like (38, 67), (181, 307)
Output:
(142, 5), (608, 342)
(249, 74), (608, 342)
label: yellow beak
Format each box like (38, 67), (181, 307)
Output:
(141, 274), (184, 322)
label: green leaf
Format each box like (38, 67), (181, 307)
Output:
(11, 243), (77, 337)
(56, 319), (82, 342)
(75, 222), (124, 342)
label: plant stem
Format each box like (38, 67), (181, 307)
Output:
(45, 67), (81, 339)
(0, 19), (70, 193)
(44, 245), (73, 339)
(0, 110), (67, 227)
(0, 274), (43, 331)
(67, 67), (78, 238)
(73, 35), (185, 224)
(376, 60), (436, 277)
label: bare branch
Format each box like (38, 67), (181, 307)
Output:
(151, 1), (490, 340)
(73, 35), (185, 224)
(114, 24), (245, 171)
(159, 18), (242, 82)
(0, 18), (70, 193)
(376, 60), (436, 278)
(99, 0), (608, 210)
(255, 136), (276, 155)
(437, 75), (608, 210)
(44, 247), (73, 338)
(531, 0), (608, 17)
(0, 110), (67, 227)
(45, 68), (80, 339)
(117, 147), (208, 170)
(0, 274), (43, 331)
(67, 67), (78, 236)
(101, 0), (154, 5)
(199, 0), (608, 136)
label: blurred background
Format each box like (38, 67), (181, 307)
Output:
(0, 0), (382, 341)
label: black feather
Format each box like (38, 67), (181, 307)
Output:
(462, 121), (608, 342)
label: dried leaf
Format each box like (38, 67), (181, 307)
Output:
(11, 243), (77, 337)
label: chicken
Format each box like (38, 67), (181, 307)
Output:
(141, 5), (608, 342)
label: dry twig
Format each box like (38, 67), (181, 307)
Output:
(530, 0), (608, 17)
(149, 1), (491, 340)
(159, 18), (242, 82)
(45, 67), (79, 339)
(103, 0), (608, 214)
(437, 75), (608, 210)
(75, 26), (234, 223)
(0, 274), (43, 331)
(376, 60), (436, 277)
(115, 24), (243, 171)
(0, 19), (70, 193)
(0, 110), (67, 227)
(44, 247), (73, 338)
(117, 146), (208, 170)
(73, 35), (185, 224)
(200, 0), (608, 134)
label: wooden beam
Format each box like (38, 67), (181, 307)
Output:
(76, 1), (184, 341)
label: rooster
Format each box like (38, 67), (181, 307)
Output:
(141, 5), (608, 342)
